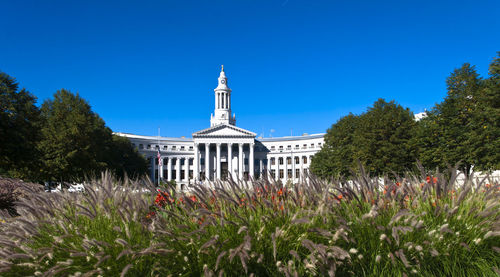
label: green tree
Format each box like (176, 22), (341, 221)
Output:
(310, 113), (359, 178)
(108, 135), (148, 179)
(0, 72), (41, 179)
(311, 99), (417, 178)
(471, 53), (500, 171)
(38, 89), (148, 182)
(427, 64), (484, 176)
(355, 99), (417, 176)
(38, 89), (113, 181)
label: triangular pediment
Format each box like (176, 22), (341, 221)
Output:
(193, 124), (256, 138)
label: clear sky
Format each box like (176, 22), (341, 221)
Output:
(1, 0), (499, 138)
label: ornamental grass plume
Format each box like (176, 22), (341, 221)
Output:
(0, 165), (499, 276)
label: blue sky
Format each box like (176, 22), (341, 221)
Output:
(1, 0), (499, 138)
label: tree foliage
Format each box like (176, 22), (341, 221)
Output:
(415, 58), (500, 175)
(37, 89), (148, 182)
(0, 72), (41, 179)
(311, 99), (417, 178)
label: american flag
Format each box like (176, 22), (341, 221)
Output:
(157, 149), (162, 166)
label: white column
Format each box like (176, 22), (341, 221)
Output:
(238, 143), (244, 180)
(205, 143), (210, 181)
(167, 157), (172, 181)
(176, 157), (181, 182)
(159, 157), (164, 181)
(227, 143), (233, 180)
(194, 144), (199, 181)
(259, 159), (263, 179)
(285, 156), (288, 182)
(216, 143), (221, 180)
(249, 143), (255, 178)
(185, 158), (189, 182)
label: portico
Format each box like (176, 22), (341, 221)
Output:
(192, 124), (256, 181)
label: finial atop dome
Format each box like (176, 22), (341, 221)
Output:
(221, 64), (224, 72)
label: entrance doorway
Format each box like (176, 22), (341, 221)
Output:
(221, 162), (228, 180)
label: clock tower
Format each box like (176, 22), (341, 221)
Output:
(210, 65), (236, 126)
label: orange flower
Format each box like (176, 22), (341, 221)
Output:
(396, 182), (401, 187)
(277, 188), (283, 196)
(190, 195), (197, 202)
(337, 194), (343, 200)
(280, 204), (284, 211)
(420, 183), (425, 189)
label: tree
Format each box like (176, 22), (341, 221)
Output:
(310, 113), (359, 178)
(38, 89), (148, 182)
(38, 89), (113, 181)
(311, 99), (417, 178)
(471, 53), (500, 171)
(426, 64), (483, 176)
(355, 99), (417, 176)
(108, 135), (148, 179)
(0, 72), (41, 179)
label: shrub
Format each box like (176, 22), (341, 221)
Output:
(0, 170), (498, 276)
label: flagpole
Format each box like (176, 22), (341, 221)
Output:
(158, 127), (161, 186)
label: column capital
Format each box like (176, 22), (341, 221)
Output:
(216, 142), (222, 147)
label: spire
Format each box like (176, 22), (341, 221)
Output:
(215, 65), (230, 90)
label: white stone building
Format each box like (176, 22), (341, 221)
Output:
(115, 67), (324, 187)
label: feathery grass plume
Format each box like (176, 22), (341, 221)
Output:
(0, 168), (499, 275)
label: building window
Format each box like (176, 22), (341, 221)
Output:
(295, 145), (299, 149)
(279, 169), (284, 179)
(302, 144), (307, 149)
(271, 170), (276, 178)
(318, 143), (322, 147)
(287, 157), (291, 165)
(181, 159), (185, 166)
(172, 159), (177, 166)
(279, 157), (284, 165)
(271, 146), (275, 151)
(189, 159), (193, 165)
(139, 144), (144, 149)
(181, 146), (185, 151)
(244, 158), (248, 165)
(295, 168), (300, 178)
(279, 146), (283, 151)
(303, 156), (308, 164)
(287, 169), (292, 178)
(189, 146), (193, 151)
(155, 145), (159, 150)
(310, 143), (314, 148)
(295, 156), (300, 164)
(181, 170), (185, 180)
(200, 158), (205, 165)
(163, 145), (168, 150)
(147, 144), (151, 149)
(172, 146), (177, 150)
(271, 158), (275, 165)
(287, 145), (291, 150)
(163, 158), (167, 165)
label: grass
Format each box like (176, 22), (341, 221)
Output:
(0, 169), (499, 276)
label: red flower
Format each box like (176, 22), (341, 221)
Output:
(277, 188), (283, 196)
